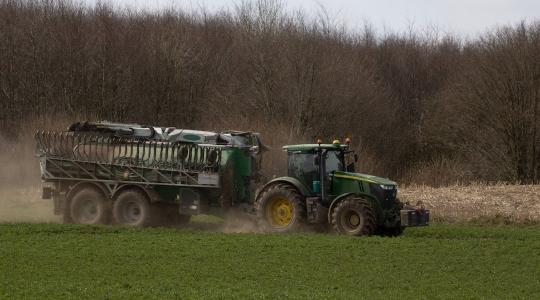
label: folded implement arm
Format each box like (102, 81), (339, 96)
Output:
(35, 131), (223, 188)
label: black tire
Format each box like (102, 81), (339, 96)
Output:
(331, 197), (377, 236)
(255, 183), (306, 232)
(113, 189), (153, 227)
(69, 187), (110, 225)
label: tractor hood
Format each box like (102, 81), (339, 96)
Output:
(332, 171), (397, 186)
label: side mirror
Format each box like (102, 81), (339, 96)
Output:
(354, 154), (358, 163)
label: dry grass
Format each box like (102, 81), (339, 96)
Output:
(400, 183), (540, 223)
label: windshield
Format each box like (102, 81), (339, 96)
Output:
(326, 151), (344, 174)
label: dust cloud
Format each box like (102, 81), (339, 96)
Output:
(0, 136), (60, 223)
(220, 212), (261, 233)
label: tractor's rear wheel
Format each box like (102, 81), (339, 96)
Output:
(255, 184), (306, 232)
(69, 187), (110, 225)
(113, 189), (154, 227)
(331, 197), (377, 236)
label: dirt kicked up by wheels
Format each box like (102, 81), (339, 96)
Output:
(36, 121), (429, 234)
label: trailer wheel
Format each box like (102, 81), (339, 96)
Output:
(113, 189), (153, 227)
(331, 197), (376, 236)
(69, 187), (110, 225)
(255, 183), (306, 232)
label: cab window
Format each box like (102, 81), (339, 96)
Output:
(287, 152), (318, 190)
(326, 151), (344, 174)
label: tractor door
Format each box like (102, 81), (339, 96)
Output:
(287, 151), (318, 194)
(323, 150), (344, 196)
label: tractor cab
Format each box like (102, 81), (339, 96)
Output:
(283, 144), (344, 194)
(283, 140), (357, 201)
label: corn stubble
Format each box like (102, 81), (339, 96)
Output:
(400, 184), (540, 223)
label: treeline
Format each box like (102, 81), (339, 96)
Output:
(1, 0), (539, 185)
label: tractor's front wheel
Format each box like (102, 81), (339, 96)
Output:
(255, 184), (306, 232)
(331, 197), (377, 236)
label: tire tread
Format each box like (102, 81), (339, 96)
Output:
(254, 183), (306, 232)
(331, 196), (377, 236)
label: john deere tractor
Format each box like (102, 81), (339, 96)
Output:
(36, 121), (427, 236)
(255, 140), (429, 236)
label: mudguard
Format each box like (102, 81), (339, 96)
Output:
(255, 176), (312, 200)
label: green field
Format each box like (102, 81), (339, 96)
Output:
(1, 224), (539, 299)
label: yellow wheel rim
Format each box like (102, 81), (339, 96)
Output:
(267, 197), (294, 227)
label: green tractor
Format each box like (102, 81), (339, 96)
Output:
(255, 140), (428, 236)
(36, 121), (427, 236)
